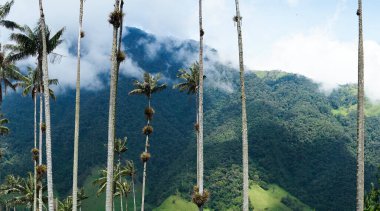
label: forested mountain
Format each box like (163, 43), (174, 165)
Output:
(1, 27), (380, 210)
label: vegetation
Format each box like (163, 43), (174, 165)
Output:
(0, 1), (379, 210)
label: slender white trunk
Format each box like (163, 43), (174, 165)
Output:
(132, 176), (136, 211)
(198, 3), (205, 211)
(234, 1), (249, 210)
(33, 95), (37, 211)
(38, 1), (54, 210)
(38, 94), (43, 211)
(105, 1), (120, 211)
(196, 92), (199, 186)
(140, 132), (149, 211)
(356, 1), (365, 210)
(72, 1), (84, 211)
(119, 156), (124, 211)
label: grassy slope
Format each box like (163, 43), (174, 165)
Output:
(153, 196), (198, 211)
(153, 183), (311, 211)
(249, 183), (311, 211)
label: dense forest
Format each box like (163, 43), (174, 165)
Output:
(1, 0), (380, 211)
(1, 27), (380, 210)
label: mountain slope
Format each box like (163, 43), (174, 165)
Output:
(1, 27), (380, 210)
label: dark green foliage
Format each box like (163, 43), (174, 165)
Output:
(1, 28), (380, 210)
(281, 195), (308, 211)
(365, 168), (380, 211)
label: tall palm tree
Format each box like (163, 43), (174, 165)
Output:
(6, 18), (63, 211)
(121, 160), (137, 211)
(0, 0), (20, 30)
(114, 138), (127, 211)
(6, 24), (64, 69)
(0, 114), (9, 135)
(0, 50), (24, 103)
(233, 1), (249, 210)
(129, 72), (167, 211)
(105, 0), (124, 210)
(0, 173), (47, 209)
(38, 0), (55, 209)
(94, 165), (127, 210)
(356, 1), (365, 210)
(195, 0), (207, 210)
(18, 66), (57, 211)
(72, 1), (85, 210)
(174, 62), (205, 187)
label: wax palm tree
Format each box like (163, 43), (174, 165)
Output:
(129, 72), (166, 211)
(174, 62), (206, 187)
(121, 160), (137, 211)
(105, 1), (124, 210)
(233, 1), (249, 210)
(6, 20), (63, 211)
(72, 1), (85, 210)
(58, 197), (72, 211)
(356, 1), (365, 210)
(0, 0), (20, 30)
(94, 165), (127, 211)
(0, 114), (9, 135)
(0, 50), (24, 103)
(114, 137), (127, 211)
(115, 181), (131, 211)
(0, 173), (47, 209)
(18, 66), (57, 211)
(192, 0), (208, 210)
(38, 0), (55, 209)
(6, 23), (64, 70)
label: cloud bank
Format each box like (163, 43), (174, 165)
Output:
(1, 0), (379, 100)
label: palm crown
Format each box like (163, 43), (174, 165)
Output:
(6, 23), (64, 66)
(129, 72), (167, 99)
(0, 0), (20, 30)
(18, 66), (58, 100)
(173, 62), (205, 95)
(0, 50), (24, 102)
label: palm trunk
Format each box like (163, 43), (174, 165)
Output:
(33, 95), (37, 211)
(38, 1), (54, 210)
(198, 1), (205, 211)
(105, 1), (121, 211)
(119, 155), (124, 211)
(356, 1), (365, 210)
(196, 92), (199, 186)
(132, 175), (136, 211)
(141, 99), (152, 211)
(72, 1), (84, 211)
(140, 138), (148, 211)
(38, 93), (43, 211)
(234, 1), (249, 210)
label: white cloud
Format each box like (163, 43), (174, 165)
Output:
(1, 0), (379, 101)
(287, 0), (300, 7)
(255, 29), (380, 101)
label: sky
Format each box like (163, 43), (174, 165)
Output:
(2, 0), (380, 100)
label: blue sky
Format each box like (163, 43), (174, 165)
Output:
(2, 0), (380, 100)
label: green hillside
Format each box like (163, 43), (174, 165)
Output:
(1, 28), (380, 210)
(249, 183), (311, 211)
